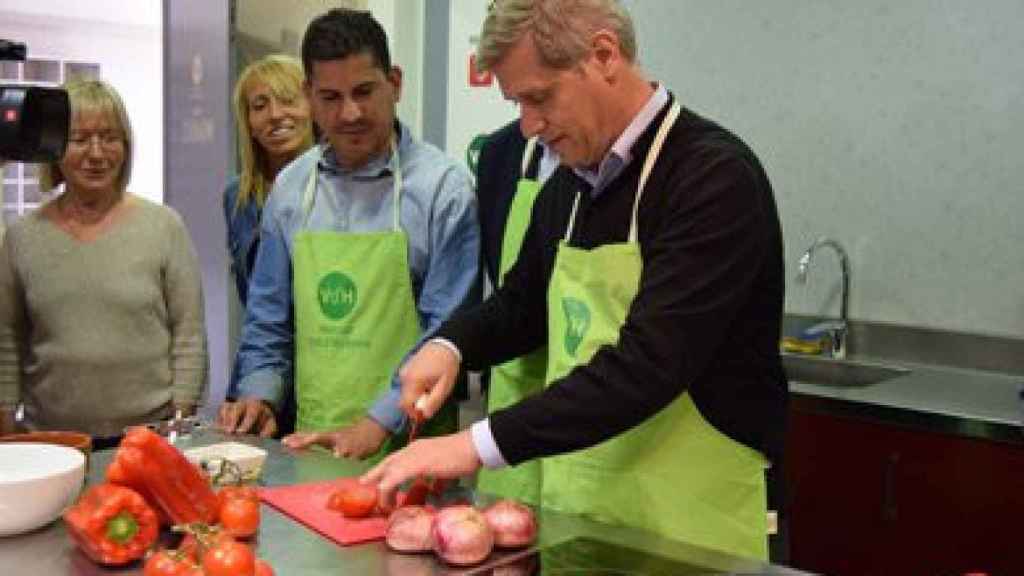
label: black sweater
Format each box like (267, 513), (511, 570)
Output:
(440, 98), (788, 465)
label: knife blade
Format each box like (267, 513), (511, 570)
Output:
(407, 394), (428, 444)
(400, 394), (432, 508)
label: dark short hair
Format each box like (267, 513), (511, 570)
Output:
(301, 8), (392, 80)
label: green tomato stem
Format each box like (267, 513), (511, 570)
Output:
(105, 511), (139, 544)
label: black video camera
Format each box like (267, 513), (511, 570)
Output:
(1, 39), (70, 162)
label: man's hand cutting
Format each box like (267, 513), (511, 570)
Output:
(360, 430), (481, 509)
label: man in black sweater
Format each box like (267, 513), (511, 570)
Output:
(365, 0), (786, 559)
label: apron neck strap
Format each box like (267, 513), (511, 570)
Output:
(630, 102), (681, 242)
(302, 139), (403, 230)
(563, 101), (682, 244)
(389, 138), (402, 230)
(563, 191), (582, 243)
(521, 136), (539, 179)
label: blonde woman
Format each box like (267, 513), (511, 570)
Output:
(222, 55), (313, 436)
(0, 79), (207, 447)
(224, 54), (313, 307)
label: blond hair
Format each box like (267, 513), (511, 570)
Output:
(232, 54), (312, 210)
(39, 78), (133, 193)
(477, 0), (637, 71)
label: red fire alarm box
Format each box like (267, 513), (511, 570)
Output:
(468, 53), (493, 87)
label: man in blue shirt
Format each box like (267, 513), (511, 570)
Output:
(218, 8), (479, 459)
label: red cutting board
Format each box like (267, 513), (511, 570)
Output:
(259, 479), (388, 546)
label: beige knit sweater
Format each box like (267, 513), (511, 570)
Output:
(0, 195), (207, 436)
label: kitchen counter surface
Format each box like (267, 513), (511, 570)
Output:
(789, 356), (1024, 444)
(0, 429), (811, 575)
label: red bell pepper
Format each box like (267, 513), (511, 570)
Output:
(106, 445), (171, 525)
(63, 483), (159, 565)
(114, 426), (219, 525)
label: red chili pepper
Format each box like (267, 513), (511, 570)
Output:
(117, 426), (219, 525)
(63, 483), (159, 566)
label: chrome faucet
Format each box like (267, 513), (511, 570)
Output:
(796, 236), (850, 359)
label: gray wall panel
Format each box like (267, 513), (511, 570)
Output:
(164, 0), (231, 416)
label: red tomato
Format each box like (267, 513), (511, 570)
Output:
(202, 540), (256, 576)
(326, 480), (378, 518)
(220, 496), (261, 538)
(179, 528), (235, 563)
(218, 485), (260, 508)
(144, 549), (201, 576)
(401, 478), (430, 507)
(255, 558), (275, 576)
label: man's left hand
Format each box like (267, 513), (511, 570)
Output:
(282, 416), (389, 459)
(360, 429), (482, 508)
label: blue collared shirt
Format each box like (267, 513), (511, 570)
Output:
(472, 85), (670, 469)
(232, 122), (480, 433)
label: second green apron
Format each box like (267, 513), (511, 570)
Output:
(540, 103), (770, 560)
(476, 137), (547, 505)
(292, 144), (455, 454)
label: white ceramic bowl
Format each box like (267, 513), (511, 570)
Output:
(0, 443), (86, 537)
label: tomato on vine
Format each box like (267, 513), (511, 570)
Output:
(202, 539), (256, 576)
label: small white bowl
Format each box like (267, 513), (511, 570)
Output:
(0, 443), (86, 537)
(184, 442), (268, 483)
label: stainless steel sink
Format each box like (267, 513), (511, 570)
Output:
(782, 354), (911, 387)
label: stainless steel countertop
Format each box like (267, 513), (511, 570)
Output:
(790, 357), (1024, 443)
(0, 430), (811, 575)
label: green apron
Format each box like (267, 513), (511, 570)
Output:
(292, 144), (456, 455)
(540, 103), (770, 560)
(476, 137), (547, 505)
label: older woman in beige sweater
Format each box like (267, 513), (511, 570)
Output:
(0, 79), (207, 447)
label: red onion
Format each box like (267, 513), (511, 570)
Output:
(482, 499), (538, 548)
(385, 506), (435, 552)
(431, 505), (494, 566)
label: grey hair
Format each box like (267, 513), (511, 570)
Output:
(477, 0), (637, 71)
(39, 78), (134, 193)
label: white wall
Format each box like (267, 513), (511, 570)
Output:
(625, 0), (1024, 338)
(0, 1), (163, 203)
(445, 0), (518, 163)
(237, 0), (363, 53)
(369, 0), (425, 137)
(441, 0), (1024, 338)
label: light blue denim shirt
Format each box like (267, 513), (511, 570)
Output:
(233, 122), (480, 433)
